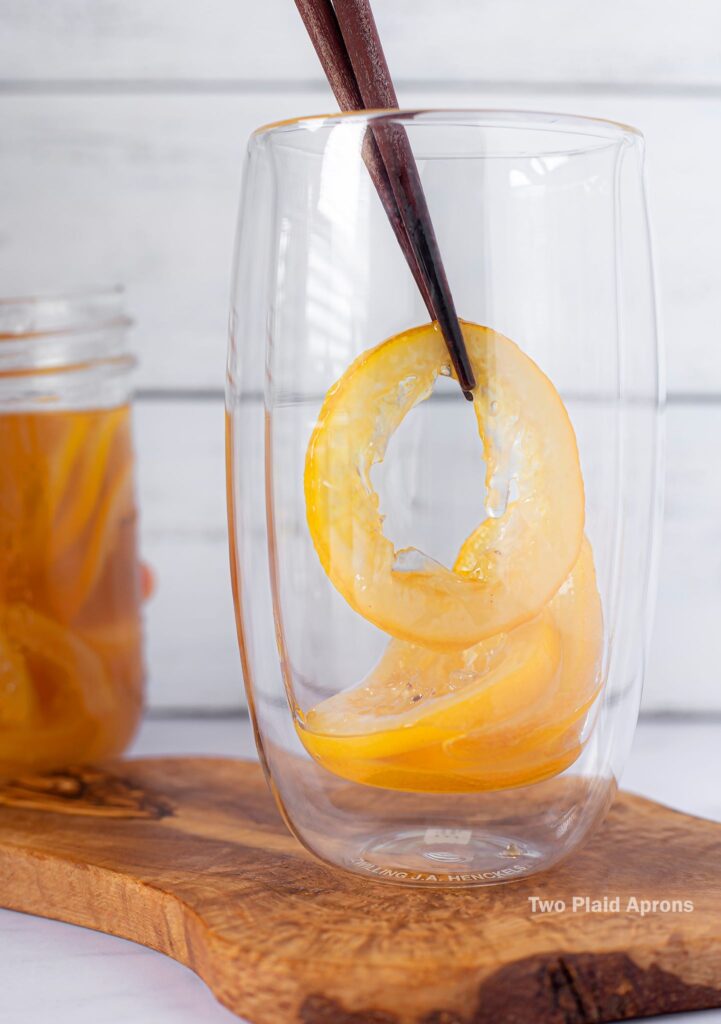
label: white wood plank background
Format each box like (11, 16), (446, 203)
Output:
(3, 0), (721, 85)
(1, 88), (720, 393)
(1, 0), (719, 711)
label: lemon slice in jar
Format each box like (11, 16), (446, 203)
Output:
(304, 321), (585, 650)
(0, 623), (36, 727)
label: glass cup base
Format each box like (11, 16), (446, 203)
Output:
(345, 827), (547, 887)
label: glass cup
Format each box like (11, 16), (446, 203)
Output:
(226, 111), (662, 886)
(0, 287), (145, 777)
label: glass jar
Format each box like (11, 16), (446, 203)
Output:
(0, 287), (145, 777)
(227, 111), (663, 886)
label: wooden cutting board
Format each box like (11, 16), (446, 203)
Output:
(1, 757), (720, 1024)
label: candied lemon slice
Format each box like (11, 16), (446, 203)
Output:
(349, 731), (586, 793)
(305, 321), (584, 649)
(0, 624), (36, 728)
(299, 613), (560, 764)
(2, 604), (115, 719)
(297, 541), (602, 792)
(51, 409), (125, 559)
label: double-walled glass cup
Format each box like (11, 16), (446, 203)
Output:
(227, 111), (662, 886)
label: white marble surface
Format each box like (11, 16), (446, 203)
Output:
(1, 715), (721, 1024)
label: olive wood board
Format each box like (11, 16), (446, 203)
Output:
(1, 757), (720, 1024)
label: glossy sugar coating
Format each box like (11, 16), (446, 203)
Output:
(300, 322), (601, 792)
(304, 322), (585, 649)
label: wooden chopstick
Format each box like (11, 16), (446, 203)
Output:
(293, 0), (476, 398)
(293, 0), (435, 316)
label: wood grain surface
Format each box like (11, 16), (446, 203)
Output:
(1, 757), (720, 1024)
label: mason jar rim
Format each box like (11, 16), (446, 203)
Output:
(0, 285), (132, 340)
(0, 285), (135, 379)
(252, 108), (642, 146)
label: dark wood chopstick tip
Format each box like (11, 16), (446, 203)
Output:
(295, 0), (476, 401)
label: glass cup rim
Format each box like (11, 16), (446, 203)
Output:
(251, 107), (642, 147)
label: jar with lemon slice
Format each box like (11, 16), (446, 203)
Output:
(0, 289), (146, 777)
(227, 111), (662, 885)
